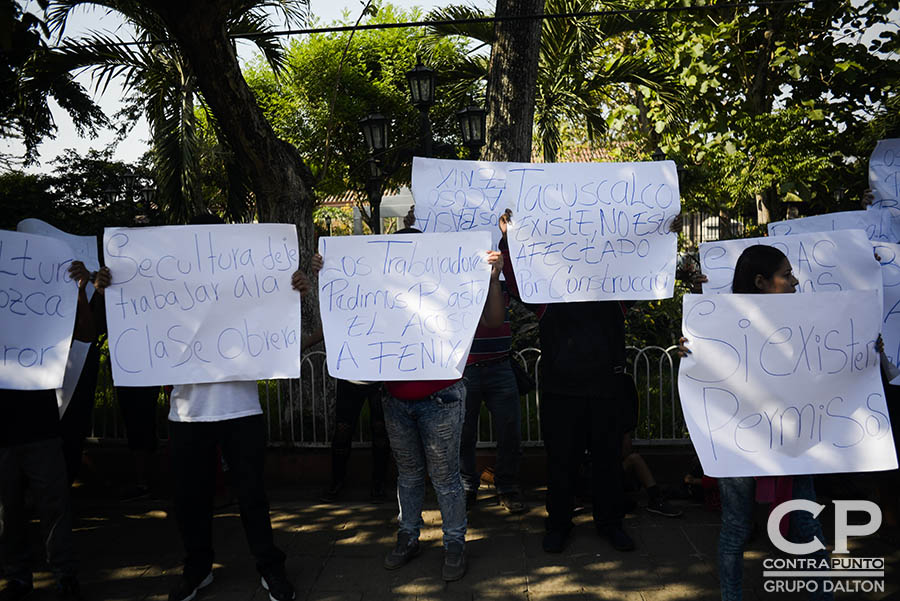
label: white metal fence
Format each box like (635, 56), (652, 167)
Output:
(89, 346), (688, 447)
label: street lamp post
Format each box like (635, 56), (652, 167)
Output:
(359, 113), (389, 234)
(325, 214), (332, 236)
(105, 174), (156, 224)
(406, 61), (435, 158)
(359, 62), (487, 234)
(456, 106), (487, 160)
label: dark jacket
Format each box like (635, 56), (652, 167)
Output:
(499, 238), (627, 396)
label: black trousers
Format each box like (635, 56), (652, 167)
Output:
(0, 438), (77, 583)
(169, 415), (284, 581)
(59, 343), (100, 484)
(540, 390), (624, 531)
(331, 380), (389, 485)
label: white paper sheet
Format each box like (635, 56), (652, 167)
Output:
(56, 340), (91, 417)
(411, 157), (680, 302)
(678, 291), (897, 477)
(700, 230), (881, 297)
(317, 232), (492, 381)
(103, 224), (302, 386)
(870, 138), (900, 204)
(0, 230), (78, 389)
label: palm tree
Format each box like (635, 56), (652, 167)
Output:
(425, 0), (682, 162)
(43, 0), (307, 222)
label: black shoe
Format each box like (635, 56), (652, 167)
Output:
(319, 480), (344, 503)
(55, 577), (83, 600)
(168, 572), (213, 601)
(442, 542), (467, 581)
(0, 579), (33, 601)
(542, 527), (571, 553)
(260, 567), (295, 601)
(646, 498), (683, 518)
(383, 532), (420, 570)
(465, 489), (477, 512)
(370, 481), (387, 504)
(599, 523), (636, 552)
(498, 492), (526, 514)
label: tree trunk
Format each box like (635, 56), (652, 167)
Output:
(147, 0), (319, 324)
(482, 0), (544, 163)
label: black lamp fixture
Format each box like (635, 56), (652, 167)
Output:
(359, 113), (388, 153)
(651, 147), (666, 162)
(456, 106), (487, 153)
(325, 214), (332, 236)
(406, 61), (435, 109)
(122, 171), (138, 192)
(140, 186), (157, 206)
(102, 188), (118, 204)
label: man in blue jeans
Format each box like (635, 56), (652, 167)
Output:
(311, 219), (506, 582)
(459, 281), (525, 513)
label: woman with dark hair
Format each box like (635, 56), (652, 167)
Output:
(681, 244), (832, 601)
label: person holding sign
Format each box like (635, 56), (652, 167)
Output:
(149, 216), (313, 601)
(497, 210), (635, 554)
(679, 245), (832, 601)
(311, 226), (505, 582)
(0, 261), (107, 600)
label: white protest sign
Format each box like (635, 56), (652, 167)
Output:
(700, 230), (881, 295)
(768, 210), (870, 236)
(413, 157), (679, 302)
(873, 242), (900, 384)
(868, 202), (900, 243)
(769, 209), (900, 243)
(0, 230), (78, 389)
(17, 219), (99, 272)
(411, 157), (512, 248)
(103, 224), (301, 386)
(870, 139), (900, 204)
(18, 219), (99, 391)
(678, 291), (897, 477)
(317, 232), (491, 381)
(56, 340), (91, 417)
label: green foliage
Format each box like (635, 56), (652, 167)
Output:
(0, 148), (152, 236)
(43, 0), (308, 223)
(243, 4), (475, 202)
(0, 0), (107, 166)
(605, 0), (900, 218)
(425, 0), (682, 163)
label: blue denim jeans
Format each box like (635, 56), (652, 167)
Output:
(383, 380), (467, 548)
(461, 360), (522, 494)
(718, 476), (831, 601)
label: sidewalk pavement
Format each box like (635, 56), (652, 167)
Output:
(15, 486), (900, 601)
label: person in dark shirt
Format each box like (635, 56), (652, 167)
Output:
(498, 210), (635, 553)
(0, 261), (110, 600)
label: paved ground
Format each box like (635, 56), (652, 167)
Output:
(14, 485), (900, 601)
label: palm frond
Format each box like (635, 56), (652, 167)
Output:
(425, 5), (495, 45)
(228, 11), (286, 74)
